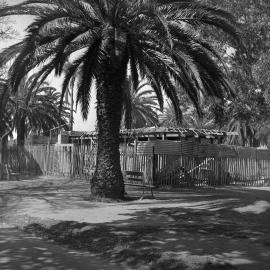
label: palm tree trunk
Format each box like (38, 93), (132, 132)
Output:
(0, 86), (7, 179)
(17, 116), (26, 146)
(91, 68), (125, 199)
(0, 137), (3, 180)
(0, 135), (8, 180)
(69, 85), (74, 131)
(0, 113), (6, 180)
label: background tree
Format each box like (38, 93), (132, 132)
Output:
(0, 79), (13, 145)
(122, 78), (160, 129)
(0, 79), (17, 180)
(13, 74), (69, 146)
(159, 97), (219, 130)
(0, 1), (16, 78)
(225, 93), (270, 146)
(0, 0), (240, 198)
(159, 102), (178, 128)
(0, 79), (10, 136)
(0, 1), (15, 179)
(0, 1), (14, 39)
(203, 0), (270, 146)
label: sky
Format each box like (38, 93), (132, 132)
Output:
(0, 0), (96, 131)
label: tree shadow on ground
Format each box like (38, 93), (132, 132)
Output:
(23, 187), (270, 270)
(2, 179), (270, 269)
(0, 177), (92, 216)
(0, 227), (122, 270)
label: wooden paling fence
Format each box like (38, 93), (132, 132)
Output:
(7, 145), (44, 175)
(4, 143), (270, 187)
(6, 144), (74, 176)
(154, 145), (270, 187)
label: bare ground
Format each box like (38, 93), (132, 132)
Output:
(1, 175), (270, 270)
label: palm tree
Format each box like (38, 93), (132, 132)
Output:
(182, 105), (216, 129)
(13, 75), (69, 146)
(225, 91), (270, 147)
(0, 0), (240, 199)
(226, 119), (257, 147)
(122, 78), (160, 129)
(159, 96), (218, 129)
(159, 102), (179, 128)
(225, 102), (260, 147)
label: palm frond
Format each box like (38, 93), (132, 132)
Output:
(0, 0), (241, 131)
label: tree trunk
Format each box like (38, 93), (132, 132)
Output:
(90, 67), (126, 199)
(17, 116), (26, 146)
(0, 138), (3, 180)
(69, 85), (74, 131)
(0, 136), (8, 180)
(0, 82), (10, 179)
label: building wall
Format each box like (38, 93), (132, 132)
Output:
(137, 139), (211, 155)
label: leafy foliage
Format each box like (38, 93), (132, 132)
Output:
(203, 0), (270, 146)
(0, 1), (15, 41)
(0, 1), (16, 77)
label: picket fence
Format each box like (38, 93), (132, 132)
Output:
(3, 143), (270, 187)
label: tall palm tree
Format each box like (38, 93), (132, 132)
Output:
(0, 0), (240, 199)
(122, 78), (160, 129)
(13, 75), (69, 146)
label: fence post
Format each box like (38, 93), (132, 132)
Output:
(70, 144), (74, 179)
(46, 137), (51, 175)
(217, 156), (222, 186)
(0, 139), (3, 180)
(151, 146), (156, 186)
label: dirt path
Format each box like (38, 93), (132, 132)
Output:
(0, 225), (126, 270)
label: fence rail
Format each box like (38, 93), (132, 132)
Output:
(2, 143), (270, 187)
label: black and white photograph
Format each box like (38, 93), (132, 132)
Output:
(0, 0), (270, 269)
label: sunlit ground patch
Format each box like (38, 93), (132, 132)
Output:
(234, 200), (270, 214)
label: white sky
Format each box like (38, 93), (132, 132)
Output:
(0, 0), (96, 131)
